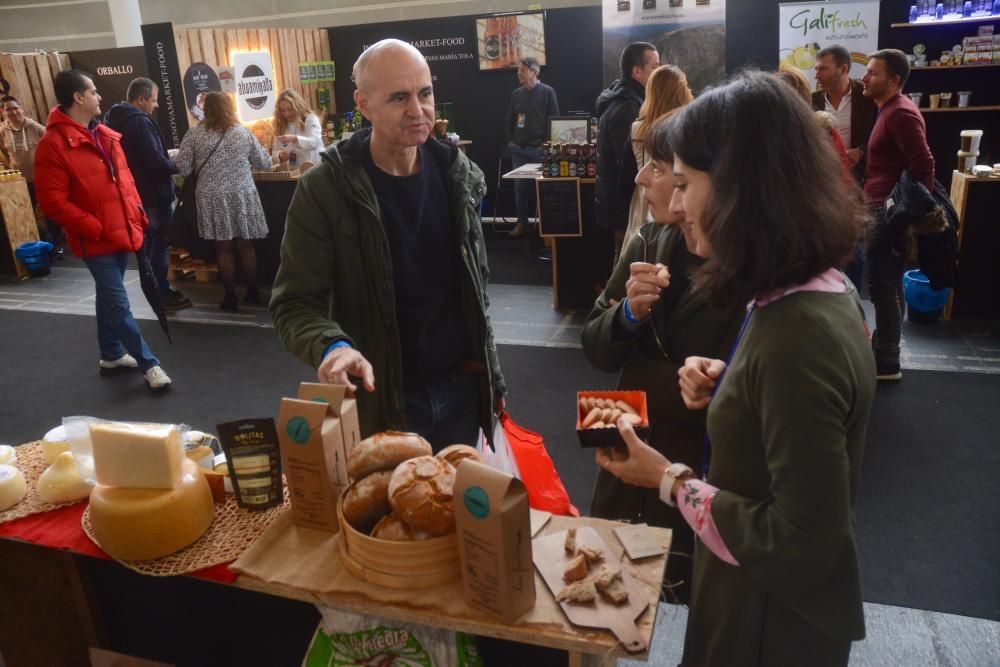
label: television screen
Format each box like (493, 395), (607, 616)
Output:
(476, 12), (546, 71)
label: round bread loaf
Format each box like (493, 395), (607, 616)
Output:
(388, 456), (456, 537)
(371, 511), (433, 541)
(436, 444), (482, 469)
(347, 431), (432, 481)
(342, 470), (393, 534)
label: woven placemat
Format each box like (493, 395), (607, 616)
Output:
(0, 441), (87, 525)
(82, 486), (289, 576)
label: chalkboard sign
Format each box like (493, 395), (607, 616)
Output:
(536, 178), (582, 238)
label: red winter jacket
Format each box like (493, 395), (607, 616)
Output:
(34, 107), (147, 258)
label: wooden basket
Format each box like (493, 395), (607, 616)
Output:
(336, 487), (459, 589)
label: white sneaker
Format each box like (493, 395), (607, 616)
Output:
(99, 354), (138, 375)
(144, 366), (172, 391)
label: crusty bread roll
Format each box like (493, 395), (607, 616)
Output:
(388, 456), (456, 537)
(436, 444), (481, 469)
(342, 470), (393, 534)
(371, 511), (433, 541)
(347, 431), (432, 481)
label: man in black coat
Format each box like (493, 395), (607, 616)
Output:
(812, 44), (877, 184)
(594, 42), (660, 260)
(105, 77), (190, 310)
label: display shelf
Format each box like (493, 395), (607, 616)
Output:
(920, 105), (1000, 112)
(892, 15), (1000, 28)
(912, 63), (1000, 70)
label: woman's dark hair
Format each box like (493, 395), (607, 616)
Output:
(54, 69), (93, 111)
(666, 70), (865, 307)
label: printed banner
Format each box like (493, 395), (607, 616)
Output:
(476, 12), (547, 71)
(182, 62), (221, 122)
(140, 23), (189, 148)
(778, 0), (880, 89)
(601, 0), (726, 93)
(233, 51), (276, 122)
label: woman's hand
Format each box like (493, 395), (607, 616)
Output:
(678, 356), (726, 410)
(277, 134), (298, 145)
(595, 419), (671, 488)
(625, 262), (670, 320)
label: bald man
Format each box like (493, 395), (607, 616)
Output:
(270, 39), (506, 449)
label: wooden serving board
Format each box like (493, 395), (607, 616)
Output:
(532, 527), (649, 653)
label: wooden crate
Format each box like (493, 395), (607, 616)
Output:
(0, 177), (40, 279)
(0, 51), (70, 123)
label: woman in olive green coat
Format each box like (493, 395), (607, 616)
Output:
(599, 72), (875, 666)
(581, 136), (743, 605)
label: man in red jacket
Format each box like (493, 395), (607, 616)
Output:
(862, 49), (934, 382)
(34, 69), (171, 391)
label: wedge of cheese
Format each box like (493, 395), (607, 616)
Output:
(37, 452), (92, 504)
(0, 464), (27, 511)
(88, 459), (214, 560)
(90, 422), (184, 489)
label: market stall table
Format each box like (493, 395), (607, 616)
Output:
(0, 441), (671, 666)
(502, 165), (613, 309)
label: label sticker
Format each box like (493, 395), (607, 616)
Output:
(286, 417), (311, 444)
(463, 486), (490, 519)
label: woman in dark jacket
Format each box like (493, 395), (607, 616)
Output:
(581, 112), (743, 604)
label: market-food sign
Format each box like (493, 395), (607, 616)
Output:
(232, 51), (276, 121)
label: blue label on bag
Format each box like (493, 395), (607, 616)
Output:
(463, 486), (490, 519)
(286, 416), (310, 444)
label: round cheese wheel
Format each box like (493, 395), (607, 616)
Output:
(0, 464), (27, 511)
(42, 425), (71, 465)
(88, 459), (214, 560)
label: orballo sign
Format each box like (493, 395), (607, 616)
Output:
(233, 51), (275, 121)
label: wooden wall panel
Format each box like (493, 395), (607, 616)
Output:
(0, 51), (71, 122)
(33, 54), (58, 113)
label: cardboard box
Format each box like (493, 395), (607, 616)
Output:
(276, 384), (360, 532)
(575, 390), (649, 448)
(454, 460), (535, 624)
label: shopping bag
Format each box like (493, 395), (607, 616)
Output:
(501, 412), (579, 517)
(476, 419), (521, 479)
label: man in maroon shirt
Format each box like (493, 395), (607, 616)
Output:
(861, 48), (934, 381)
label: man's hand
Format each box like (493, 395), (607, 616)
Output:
(678, 356), (727, 410)
(846, 147), (862, 166)
(318, 347), (375, 392)
(625, 262), (670, 320)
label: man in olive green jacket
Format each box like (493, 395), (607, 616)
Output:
(270, 40), (505, 445)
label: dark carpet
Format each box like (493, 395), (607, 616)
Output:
(855, 370), (1000, 621)
(2, 310), (998, 639)
(482, 225), (553, 287)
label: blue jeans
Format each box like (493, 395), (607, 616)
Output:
(404, 373), (482, 452)
(144, 202), (175, 297)
(511, 145), (543, 226)
(84, 252), (160, 371)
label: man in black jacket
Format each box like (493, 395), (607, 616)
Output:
(105, 77), (190, 310)
(594, 42), (659, 260)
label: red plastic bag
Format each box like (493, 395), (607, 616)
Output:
(501, 412), (579, 517)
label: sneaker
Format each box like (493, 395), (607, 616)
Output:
(508, 222), (527, 239)
(99, 354), (138, 376)
(875, 358), (902, 382)
(220, 292), (239, 311)
(144, 366), (172, 391)
(163, 290), (193, 311)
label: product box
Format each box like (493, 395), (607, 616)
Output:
(575, 390), (649, 448)
(277, 384), (360, 532)
(454, 460), (535, 624)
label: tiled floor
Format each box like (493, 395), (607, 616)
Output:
(2, 262), (998, 664)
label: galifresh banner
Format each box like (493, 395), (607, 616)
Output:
(779, 0), (880, 90)
(233, 51), (276, 122)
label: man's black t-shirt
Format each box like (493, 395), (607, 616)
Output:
(362, 143), (471, 384)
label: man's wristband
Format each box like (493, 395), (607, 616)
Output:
(623, 297), (643, 324)
(323, 339), (352, 359)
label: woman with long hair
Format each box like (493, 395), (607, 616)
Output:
(621, 65), (693, 250)
(598, 71), (875, 664)
(177, 92), (271, 310)
(271, 89), (323, 166)
(581, 112), (744, 604)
